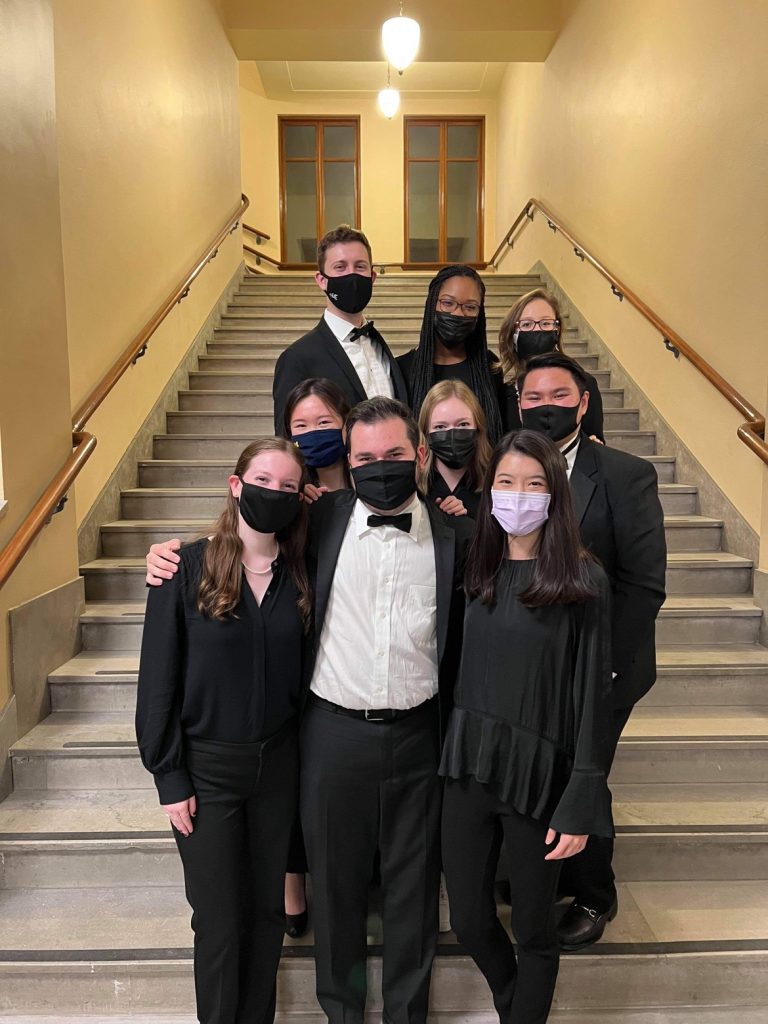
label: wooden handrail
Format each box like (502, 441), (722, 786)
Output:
(243, 243), (282, 268)
(0, 194), (249, 591)
(0, 432), (97, 590)
(491, 198), (768, 466)
(243, 222), (271, 241)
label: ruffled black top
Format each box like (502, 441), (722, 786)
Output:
(439, 558), (614, 838)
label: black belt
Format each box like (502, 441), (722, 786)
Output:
(307, 692), (436, 723)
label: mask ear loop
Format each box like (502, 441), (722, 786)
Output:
(512, 327), (521, 352)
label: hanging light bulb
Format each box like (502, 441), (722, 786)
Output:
(377, 63), (400, 119)
(382, 2), (420, 73)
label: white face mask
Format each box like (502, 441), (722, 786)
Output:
(491, 490), (550, 536)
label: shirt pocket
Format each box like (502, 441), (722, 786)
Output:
(405, 583), (438, 650)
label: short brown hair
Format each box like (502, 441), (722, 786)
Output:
(498, 288), (563, 383)
(317, 225), (373, 274)
(345, 397), (420, 456)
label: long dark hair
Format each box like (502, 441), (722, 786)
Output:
(465, 430), (596, 607)
(197, 438), (312, 629)
(281, 377), (352, 488)
(407, 265), (504, 443)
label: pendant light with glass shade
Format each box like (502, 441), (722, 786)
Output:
(382, 2), (420, 74)
(377, 63), (400, 119)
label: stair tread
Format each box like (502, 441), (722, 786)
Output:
(2, 1013), (766, 1024)
(100, 514), (723, 528)
(0, 879), (766, 951)
(0, 784), (766, 839)
(13, 706), (768, 755)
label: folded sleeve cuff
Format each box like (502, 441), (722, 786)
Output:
(154, 768), (194, 806)
(548, 768), (614, 839)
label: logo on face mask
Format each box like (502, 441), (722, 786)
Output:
(350, 459), (417, 512)
(324, 272), (373, 315)
(292, 428), (346, 469)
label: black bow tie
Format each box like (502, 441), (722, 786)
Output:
(367, 513), (412, 534)
(348, 321), (374, 342)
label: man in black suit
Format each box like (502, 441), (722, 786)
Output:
(301, 397), (471, 1024)
(272, 225), (409, 431)
(517, 352), (667, 950)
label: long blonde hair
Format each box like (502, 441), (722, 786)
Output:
(498, 288), (563, 383)
(197, 438), (311, 628)
(417, 379), (493, 492)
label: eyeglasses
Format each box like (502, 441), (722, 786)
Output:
(516, 318), (560, 332)
(438, 297), (481, 316)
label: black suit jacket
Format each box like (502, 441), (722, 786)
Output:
(570, 436), (667, 709)
(273, 317), (409, 432)
(306, 489), (473, 737)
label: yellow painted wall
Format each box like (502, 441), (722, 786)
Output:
(0, 0), (80, 710)
(495, 0), (768, 532)
(53, 0), (243, 522)
(240, 63), (497, 265)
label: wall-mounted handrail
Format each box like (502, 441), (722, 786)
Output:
(243, 243), (282, 268)
(491, 198), (767, 466)
(0, 194), (249, 591)
(243, 222), (271, 241)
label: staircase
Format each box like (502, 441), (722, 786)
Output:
(1, 271), (767, 1021)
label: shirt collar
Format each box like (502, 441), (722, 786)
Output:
(353, 492), (422, 541)
(324, 307), (365, 344)
(559, 432), (581, 476)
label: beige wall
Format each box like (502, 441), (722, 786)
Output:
(54, 0), (243, 522)
(495, 0), (768, 533)
(240, 63), (497, 266)
(0, 0), (80, 713)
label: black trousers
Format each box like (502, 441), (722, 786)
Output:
(300, 698), (442, 1024)
(442, 776), (562, 1024)
(558, 703), (632, 912)
(174, 726), (298, 1024)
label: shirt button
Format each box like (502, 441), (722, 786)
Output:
(380, 612), (386, 619)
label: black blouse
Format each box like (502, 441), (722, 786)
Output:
(135, 537), (304, 804)
(503, 370), (605, 443)
(439, 558), (614, 838)
(427, 469), (481, 519)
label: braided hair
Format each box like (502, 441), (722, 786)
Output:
(408, 265), (504, 443)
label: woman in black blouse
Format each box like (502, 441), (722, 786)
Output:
(439, 429), (613, 1024)
(397, 265), (505, 443)
(136, 437), (311, 1024)
(498, 289), (605, 442)
(417, 379), (492, 520)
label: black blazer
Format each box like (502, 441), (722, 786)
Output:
(570, 436), (667, 709)
(306, 489), (473, 736)
(503, 371), (606, 442)
(273, 317), (409, 432)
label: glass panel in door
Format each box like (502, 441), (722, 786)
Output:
(284, 162), (318, 264)
(446, 162), (478, 263)
(408, 162), (440, 263)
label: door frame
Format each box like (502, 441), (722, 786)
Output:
(278, 115), (362, 269)
(403, 116), (486, 269)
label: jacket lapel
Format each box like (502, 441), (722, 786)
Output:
(372, 327), (409, 404)
(316, 318), (368, 404)
(313, 491), (356, 641)
(570, 436), (598, 525)
(426, 502), (456, 665)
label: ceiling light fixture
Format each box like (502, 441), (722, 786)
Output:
(377, 64), (400, 119)
(382, 2), (420, 74)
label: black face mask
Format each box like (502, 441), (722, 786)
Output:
(350, 460), (417, 512)
(434, 311), (478, 349)
(428, 428), (477, 470)
(238, 481), (300, 534)
(323, 272), (373, 315)
(520, 402), (581, 443)
(515, 329), (560, 361)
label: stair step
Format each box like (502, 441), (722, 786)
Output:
(207, 336), (584, 355)
(12, 707), (768, 789)
(229, 295), (544, 310)
(188, 370), (275, 390)
(0, 884), (766, 1013)
(3, 1013), (768, 1024)
(164, 411), (275, 435)
(46, 646), (768, 713)
(663, 515), (722, 552)
(657, 596), (762, 645)
(198, 352), (600, 374)
(177, 389), (274, 413)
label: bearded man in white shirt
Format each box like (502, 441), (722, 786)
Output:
(272, 226), (410, 433)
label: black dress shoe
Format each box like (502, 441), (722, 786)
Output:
(557, 896), (618, 951)
(284, 908), (308, 939)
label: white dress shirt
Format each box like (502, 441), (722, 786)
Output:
(561, 434), (581, 479)
(310, 495), (438, 710)
(324, 308), (394, 399)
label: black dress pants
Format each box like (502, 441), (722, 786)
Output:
(442, 776), (562, 1024)
(300, 698), (442, 1024)
(174, 726), (298, 1024)
(558, 703), (632, 912)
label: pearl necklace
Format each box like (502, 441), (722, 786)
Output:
(242, 549), (278, 575)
